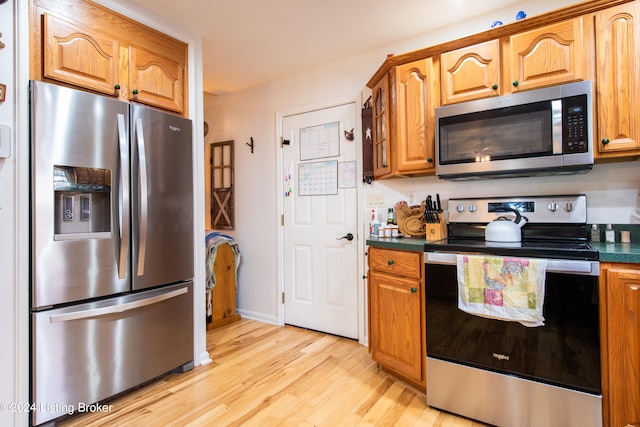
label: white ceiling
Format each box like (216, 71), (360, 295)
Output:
(118, 0), (544, 95)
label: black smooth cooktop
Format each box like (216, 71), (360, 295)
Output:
(423, 237), (599, 261)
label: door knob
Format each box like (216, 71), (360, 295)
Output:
(337, 233), (354, 241)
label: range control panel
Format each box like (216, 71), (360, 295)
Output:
(448, 194), (587, 224)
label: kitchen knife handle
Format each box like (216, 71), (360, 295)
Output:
(117, 114), (130, 280)
(135, 118), (148, 277)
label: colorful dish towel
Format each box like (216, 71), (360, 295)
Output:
(457, 254), (547, 327)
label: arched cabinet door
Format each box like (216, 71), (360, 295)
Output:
(129, 45), (185, 114)
(43, 13), (120, 96)
(441, 39), (501, 105)
(594, 2), (640, 159)
(393, 58), (438, 175)
(508, 17), (589, 93)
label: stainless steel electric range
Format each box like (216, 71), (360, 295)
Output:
(424, 195), (601, 427)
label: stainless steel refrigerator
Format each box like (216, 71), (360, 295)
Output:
(29, 81), (194, 426)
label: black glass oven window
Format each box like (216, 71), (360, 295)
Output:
(439, 101), (553, 165)
(425, 264), (601, 394)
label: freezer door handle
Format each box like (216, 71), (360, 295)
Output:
(49, 287), (188, 323)
(135, 118), (149, 277)
(117, 114), (130, 279)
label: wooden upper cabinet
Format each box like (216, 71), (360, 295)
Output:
(594, 2), (640, 158)
(32, 0), (187, 115)
(508, 18), (590, 93)
(371, 74), (391, 178)
(43, 13), (120, 96)
(129, 45), (185, 114)
(370, 58), (438, 179)
(441, 39), (501, 105)
(392, 58), (438, 174)
(440, 18), (589, 105)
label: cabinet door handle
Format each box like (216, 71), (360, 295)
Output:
(410, 287), (418, 293)
(426, 157), (433, 163)
(512, 80), (519, 87)
(387, 260), (394, 265)
(132, 89), (139, 95)
(602, 138), (610, 145)
(492, 83), (498, 90)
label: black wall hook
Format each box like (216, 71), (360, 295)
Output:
(247, 137), (254, 153)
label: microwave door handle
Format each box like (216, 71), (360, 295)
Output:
(135, 118), (148, 277)
(117, 114), (130, 279)
(551, 99), (563, 154)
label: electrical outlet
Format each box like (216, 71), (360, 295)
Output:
(367, 192), (385, 207)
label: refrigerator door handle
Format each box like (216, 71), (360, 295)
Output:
(49, 287), (188, 323)
(117, 114), (130, 279)
(135, 118), (149, 277)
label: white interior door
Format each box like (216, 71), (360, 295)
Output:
(281, 103), (358, 339)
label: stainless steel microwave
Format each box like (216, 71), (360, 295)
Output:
(435, 80), (593, 180)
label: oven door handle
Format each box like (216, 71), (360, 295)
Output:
(425, 252), (599, 276)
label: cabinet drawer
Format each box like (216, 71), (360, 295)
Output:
(369, 247), (422, 279)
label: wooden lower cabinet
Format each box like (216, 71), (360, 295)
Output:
(368, 247), (425, 388)
(600, 262), (640, 427)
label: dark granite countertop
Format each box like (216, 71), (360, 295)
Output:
(367, 236), (640, 264)
(590, 242), (640, 264)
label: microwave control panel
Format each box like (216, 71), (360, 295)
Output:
(562, 95), (588, 153)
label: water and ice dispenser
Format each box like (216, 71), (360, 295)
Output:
(54, 165), (111, 238)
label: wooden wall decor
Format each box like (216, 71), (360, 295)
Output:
(210, 140), (235, 230)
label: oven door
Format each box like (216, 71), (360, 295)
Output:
(425, 252), (601, 395)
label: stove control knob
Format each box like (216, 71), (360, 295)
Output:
(469, 204), (477, 213)
(456, 204), (465, 213)
(565, 202), (573, 212)
(548, 202), (559, 212)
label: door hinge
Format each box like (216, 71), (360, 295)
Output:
(281, 292), (285, 304)
(281, 214), (284, 226)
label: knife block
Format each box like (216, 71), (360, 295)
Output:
(425, 221), (447, 242)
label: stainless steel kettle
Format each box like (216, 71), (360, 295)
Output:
(485, 208), (528, 242)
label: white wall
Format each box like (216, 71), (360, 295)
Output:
(206, 0), (595, 325)
(2, 1), (28, 425)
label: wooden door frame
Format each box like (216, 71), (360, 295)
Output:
(275, 95), (367, 346)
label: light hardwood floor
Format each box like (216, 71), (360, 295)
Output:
(60, 319), (488, 426)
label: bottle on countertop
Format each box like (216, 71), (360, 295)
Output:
(387, 208), (395, 225)
(605, 224), (615, 243)
(590, 224), (600, 242)
(369, 209), (380, 237)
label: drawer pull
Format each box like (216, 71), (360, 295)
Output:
(387, 260), (394, 265)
